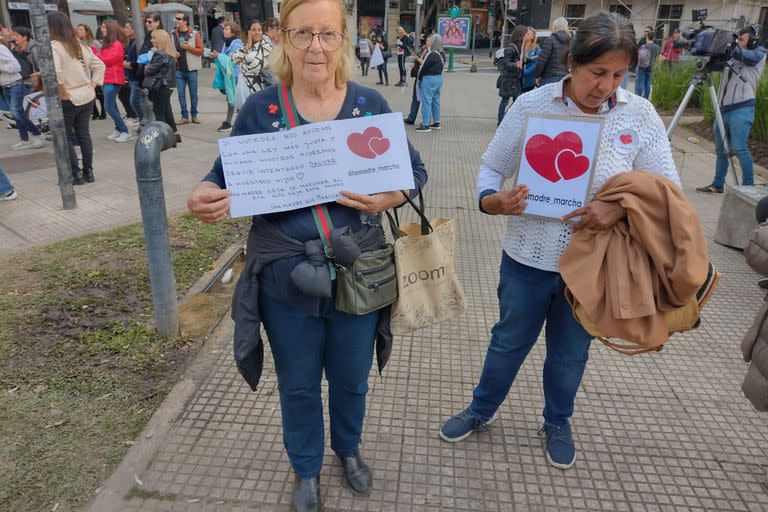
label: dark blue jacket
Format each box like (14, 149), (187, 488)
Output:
(125, 38), (138, 82)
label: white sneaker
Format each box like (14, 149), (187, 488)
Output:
(0, 189), (18, 201)
(10, 140), (28, 150)
(114, 132), (135, 143)
(29, 135), (44, 149)
(125, 117), (139, 127)
(106, 130), (121, 140)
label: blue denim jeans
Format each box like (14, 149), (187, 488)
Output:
(420, 74), (442, 126)
(634, 67), (652, 99)
(129, 80), (144, 122)
(3, 83), (40, 141)
(714, 106), (755, 187)
(175, 70), (198, 119)
(102, 84), (128, 133)
(470, 253), (592, 427)
(260, 291), (379, 478)
(0, 168), (14, 196)
(498, 96), (511, 125)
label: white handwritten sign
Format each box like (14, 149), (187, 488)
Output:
(514, 114), (604, 220)
(219, 112), (415, 217)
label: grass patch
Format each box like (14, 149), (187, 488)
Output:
(0, 213), (249, 512)
(650, 60), (699, 110)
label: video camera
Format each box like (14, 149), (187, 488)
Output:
(673, 10), (738, 72)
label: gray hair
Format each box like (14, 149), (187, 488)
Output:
(552, 17), (569, 32)
(429, 33), (444, 53)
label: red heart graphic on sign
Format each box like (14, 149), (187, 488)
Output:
(369, 136), (390, 156)
(555, 149), (590, 180)
(347, 127), (390, 159)
(524, 131), (583, 183)
(620, 134), (633, 144)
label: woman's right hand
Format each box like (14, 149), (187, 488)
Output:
(187, 182), (232, 223)
(480, 185), (529, 216)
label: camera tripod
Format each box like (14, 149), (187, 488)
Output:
(666, 59), (744, 186)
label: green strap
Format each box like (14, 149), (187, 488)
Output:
(279, 83), (337, 279)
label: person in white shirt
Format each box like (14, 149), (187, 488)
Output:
(439, 12), (680, 470)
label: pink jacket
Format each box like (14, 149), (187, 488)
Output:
(98, 41), (125, 85)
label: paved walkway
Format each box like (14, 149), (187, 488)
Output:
(4, 70), (767, 511)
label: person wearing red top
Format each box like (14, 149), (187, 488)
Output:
(661, 28), (684, 62)
(97, 20), (133, 143)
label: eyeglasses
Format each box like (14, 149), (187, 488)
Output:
(282, 28), (344, 51)
(144, 20), (154, 24)
(175, 17), (185, 21)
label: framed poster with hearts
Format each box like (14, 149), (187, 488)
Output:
(513, 114), (604, 221)
(219, 112), (415, 217)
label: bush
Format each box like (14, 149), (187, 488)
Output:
(650, 61), (698, 110)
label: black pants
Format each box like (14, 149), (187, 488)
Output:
(62, 99), (94, 173)
(118, 83), (137, 119)
(397, 54), (406, 82)
(149, 86), (177, 133)
(93, 85), (105, 117)
(377, 60), (389, 84)
(360, 57), (370, 76)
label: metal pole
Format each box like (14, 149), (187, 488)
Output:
(134, 121), (180, 337)
(29, 0), (76, 210)
(384, 0), (389, 36)
(470, 16), (478, 72)
(131, 0), (144, 49)
(414, 0), (422, 54)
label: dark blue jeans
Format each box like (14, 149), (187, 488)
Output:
(714, 106), (755, 187)
(175, 70), (199, 119)
(3, 83), (40, 141)
(129, 81), (144, 122)
(405, 80), (419, 122)
(634, 67), (652, 99)
(260, 291), (379, 478)
(498, 96), (511, 125)
(470, 253), (592, 427)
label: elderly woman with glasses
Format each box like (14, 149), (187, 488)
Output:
(186, 0), (427, 510)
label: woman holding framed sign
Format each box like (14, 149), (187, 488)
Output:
(187, 0), (427, 509)
(439, 12), (680, 470)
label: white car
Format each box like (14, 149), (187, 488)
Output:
(494, 30), (551, 65)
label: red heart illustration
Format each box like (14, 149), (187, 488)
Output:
(555, 149), (590, 180)
(369, 136), (390, 156)
(620, 134), (632, 145)
(347, 127), (390, 159)
(524, 131), (583, 183)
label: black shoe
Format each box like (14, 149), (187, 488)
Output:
(82, 169), (95, 183)
(337, 451), (373, 495)
(175, 133), (182, 144)
(375, 81), (383, 85)
(291, 474), (320, 512)
(394, 81), (405, 86)
(404, 118), (415, 125)
(91, 114), (99, 121)
(98, 114), (107, 120)
(216, 122), (232, 132)
(414, 124), (431, 132)
(72, 170), (86, 186)
(695, 184), (724, 193)
(431, 123), (441, 130)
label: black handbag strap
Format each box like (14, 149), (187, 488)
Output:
(385, 190), (432, 240)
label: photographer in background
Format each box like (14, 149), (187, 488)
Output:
(697, 27), (766, 193)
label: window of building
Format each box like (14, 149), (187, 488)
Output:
(609, 4), (632, 19)
(565, 4), (585, 27)
(656, 4), (683, 39)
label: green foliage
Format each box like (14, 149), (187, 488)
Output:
(650, 61), (698, 110)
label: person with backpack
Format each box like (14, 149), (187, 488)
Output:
(634, 30), (660, 99)
(496, 25), (526, 125)
(0, 36), (43, 150)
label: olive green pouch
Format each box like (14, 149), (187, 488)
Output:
(335, 245), (398, 315)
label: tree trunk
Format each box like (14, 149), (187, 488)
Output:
(56, 0), (69, 16)
(110, 0), (130, 25)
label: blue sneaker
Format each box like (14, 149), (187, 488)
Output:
(538, 423), (576, 469)
(439, 407), (498, 442)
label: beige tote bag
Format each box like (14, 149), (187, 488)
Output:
(388, 193), (466, 335)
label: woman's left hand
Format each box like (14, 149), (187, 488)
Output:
(337, 190), (407, 213)
(561, 200), (626, 231)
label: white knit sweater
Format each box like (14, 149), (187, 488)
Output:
(477, 80), (680, 272)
